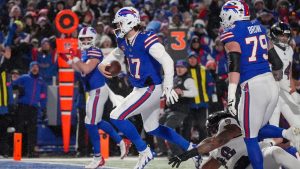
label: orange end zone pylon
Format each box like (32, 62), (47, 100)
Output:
(13, 133), (22, 161)
(99, 130), (110, 159)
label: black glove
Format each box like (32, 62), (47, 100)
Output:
(168, 148), (200, 168)
(272, 69), (283, 81)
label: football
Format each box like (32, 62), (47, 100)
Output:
(105, 60), (121, 77)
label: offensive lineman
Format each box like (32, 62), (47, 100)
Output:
(98, 7), (201, 169)
(62, 26), (131, 169)
(268, 21), (300, 127)
(219, 1), (300, 169)
(168, 111), (300, 169)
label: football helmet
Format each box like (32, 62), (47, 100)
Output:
(206, 111), (233, 136)
(270, 21), (291, 47)
(113, 7), (140, 38)
(78, 26), (97, 50)
(220, 0), (250, 29)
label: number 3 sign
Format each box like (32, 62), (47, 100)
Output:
(167, 29), (188, 61)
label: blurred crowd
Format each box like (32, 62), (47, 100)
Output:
(1, 0), (300, 158)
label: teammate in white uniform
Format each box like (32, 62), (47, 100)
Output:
(168, 111), (300, 169)
(62, 27), (131, 169)
(268, 22), (300, 127)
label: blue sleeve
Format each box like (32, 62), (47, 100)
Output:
(4, 23), (17, 47)
(219, 27), (237, 44)
(87, 48), (103, 60)
(144, 31), (159, 51)
(206, 70), (215, 97)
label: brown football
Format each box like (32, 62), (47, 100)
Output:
(105, 60), (121, 77)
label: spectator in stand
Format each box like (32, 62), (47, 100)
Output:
(189, 36), (213, 66)
(183, 52), (214, 142)
(157, 60), (197, 157)
(0, 44), (12, 158)
(211, 37), (228, 110)
(12, 61), (47, 157)
(35, 38), (57, 85)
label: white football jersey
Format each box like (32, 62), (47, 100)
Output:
(273, 44), (294, 93)
(210, 118), (247, 169)
(210, 118), (271, 169)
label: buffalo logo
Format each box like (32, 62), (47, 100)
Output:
(118, 9), (137, 18)
(223, 2), (239, 13)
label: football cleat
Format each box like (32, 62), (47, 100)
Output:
(85, 156), (105, 169)
(133, 146), (155, 169)
(120, 138), (132, 159)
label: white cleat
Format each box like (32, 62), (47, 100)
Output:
(133, 146), (154, 169)
(119, 138), (132, 159)
(188, 143), (202, 169)
(85, 156), (105, 169)
(285, 127), (300, 152)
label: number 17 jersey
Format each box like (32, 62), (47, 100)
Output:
(220, 20), (271, 83)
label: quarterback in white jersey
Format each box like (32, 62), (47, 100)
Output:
(268, 22), (300, 127)
(168, 111), (300, 169)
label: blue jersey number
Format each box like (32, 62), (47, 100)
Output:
(245, 35), (268, 62)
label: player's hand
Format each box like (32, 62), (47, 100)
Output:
(168, 149), (201, 168)
(174, 88), (183, 96)
(98, 63), (112, 78)
(228, 97), (237, 116)
(272, 69), (283, 81)
(59, 52), (73, 65)
(162, 86), (179, 104)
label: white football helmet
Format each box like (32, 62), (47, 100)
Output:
(220, 0), (250, 29)
(113, 7), (140, 38)
(78, 26), (97, 50)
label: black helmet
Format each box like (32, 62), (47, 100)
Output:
(206, 110), (233, 136)
(270, 21), (291, 44)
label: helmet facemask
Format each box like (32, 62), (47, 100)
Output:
(78, 27), (97, 50)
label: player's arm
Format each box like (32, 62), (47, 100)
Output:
(197, 124), (241, 154)
(98, 47), (125, 78)
(73, 57), (99, 75)
(201, 157), (222, 169)
(225, 41), (241, 116)
(149, 43), (178, 104)
(268, 41), (284, 81)
(168, 123), (241, 168)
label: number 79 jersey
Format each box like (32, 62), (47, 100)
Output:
(220, 20), (271, 83)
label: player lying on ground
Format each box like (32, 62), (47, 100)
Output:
(169, 111), (300, 169)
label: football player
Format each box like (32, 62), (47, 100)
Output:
(63, 26), (131, 169)
(98, 7), (201, 169)
(169, 111), (300, 169)
(268, 22), (300, 127)
(219, 1), (300, 169)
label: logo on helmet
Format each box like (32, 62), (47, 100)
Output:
(223, 3), (239, 13)
(118, 9), (137, 18)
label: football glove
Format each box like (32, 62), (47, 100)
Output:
(162, 86), (178, 104)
